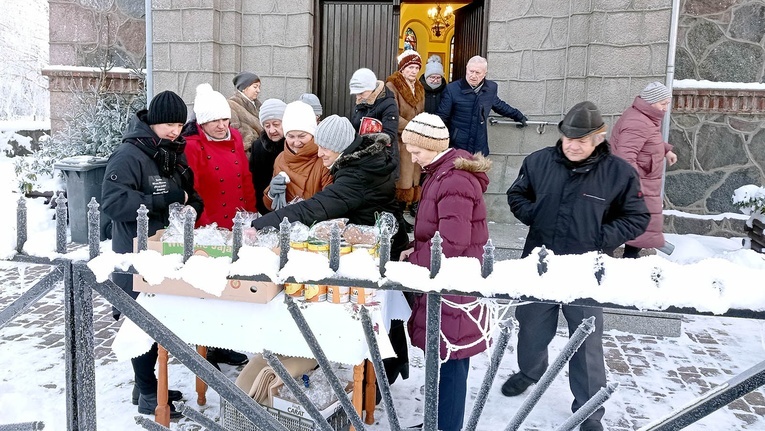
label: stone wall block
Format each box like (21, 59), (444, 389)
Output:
(117, 18), (146, 59)
(170, 43), (202, 70)
(518, 51), (534, 79)
(180, 71), (219, 100)
(538, 79), (562, 115)
(641, 10), (672, 43)
(50, 3), (98, 43)
(503, 81), (546, 115)
(173, 0), (205, 8)
(593, 0), (632, 11)
(485, 155), (509, 194)
(487, 123), (521, 154)
(696, 124), (749, 170)
(567, 14), (590, 45)
(728, 117), (760, 133)
(153, 10), (183, 42)
(258, 76), (285, 101)
(219, 11), (242, 44)
(259, 15), (287, 45)
(200, 42), (220, 71)
(650, 44), (669, 75)
(489, 0), (524, 20)
(153, 0), (172, 10)
(182, 9), (215, 41)
(242, 0), (278, 14)
(667, 128), (693, 170)
(50, 44), (78, 66)
(588, 45), (653, 75)
(152, 70), (180, 94)
(588, 12), (607, 42)
(683, 0), (737, 16)
(729, 3), (765, 43)
(487, 22), (513, 51)
(488, 52), (523, 79)
(273, 47), (311, 77)
(563, 78), (586, 111)
(633, 0), (672, 10)
(284, 77), (311, 101)
(285, 13), (313, 47)
(243, 46), (272, 73)
(545, 17), (570, 48)
(533, 49), (567, 79)
(674, 48), (696, 80)
(566, 46), (588, 77)
(485, 193), (516, 224)
(218, 0), (240, 11)
(219, 44), (241, 73)
(241, 15), (262, 45)
(749, 128), (765, 168)
(152, 42), (171, 70)
(530, 0), (570, 17)
(664, 170), (725, 207)
(604, 13), (645, 45)
(686, 20), (724, 60)
(593, 78), (631, 115)
(519, 129), (553, 155)
(698, 41), (764, 83)
(708, 167), (763, 213)
(571, 0), (592, 14)
(506, 17), (555, 50)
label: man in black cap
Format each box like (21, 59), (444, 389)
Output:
(502, 101), (649, 431)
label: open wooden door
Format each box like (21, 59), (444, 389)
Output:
(451, 0), (487, 82)
(315, 1), (399, 117)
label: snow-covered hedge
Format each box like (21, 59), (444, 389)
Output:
(732, 184), (765, 228)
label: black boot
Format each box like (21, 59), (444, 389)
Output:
(132, 384), (183, 405)
(137, 393), (183, 418)
(501, 372), (536, 397)
(207, 347), (249, 366)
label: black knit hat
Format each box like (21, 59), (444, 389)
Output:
(233, 71), (260, 91)
(146, 91), (188, 125)
(558, 101), (606, 139)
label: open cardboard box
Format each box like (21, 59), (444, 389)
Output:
(133, 229), (282, 303)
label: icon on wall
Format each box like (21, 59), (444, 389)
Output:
(404, 28), (417, 51)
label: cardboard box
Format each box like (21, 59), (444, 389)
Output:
(270, 386), (352, 422)
(133, 230), (282, 303)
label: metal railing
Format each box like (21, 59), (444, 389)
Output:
(1, 194), (764, 430)
(488, 116), (555, 134)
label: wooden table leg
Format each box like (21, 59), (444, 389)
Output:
(363, 360), (376, 425)
(196, 345), (208, 405)
(155, 344), (170, 426)
(350, 362), (364, 431)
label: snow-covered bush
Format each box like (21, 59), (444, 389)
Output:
(14, 87), (146, 193)
(732, 184), (765, 228)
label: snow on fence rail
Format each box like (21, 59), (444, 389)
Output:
(3, 194), (765, 431)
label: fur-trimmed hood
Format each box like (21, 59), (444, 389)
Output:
(424, 148), (491, 193)
(454, 152), (492, 173)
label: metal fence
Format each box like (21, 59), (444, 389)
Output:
(1, 194), (764, 430)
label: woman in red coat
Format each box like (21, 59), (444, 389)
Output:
(400, 113), (491, 431)
(183, 83), (257, 230)
(610, 82), (677, 258)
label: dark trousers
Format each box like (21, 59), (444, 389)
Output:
(438, 357), (470, 431)
(516, 303), (606, 421)
(623, 244), (642, 259)
(382, 319), (410, 383)
(132, 342), (159, 395)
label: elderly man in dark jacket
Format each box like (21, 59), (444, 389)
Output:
(401, 113), (491, 431)
(102, 90), (204, 418)
(502, 101), (650, 431)
(437, 55), (527, 156)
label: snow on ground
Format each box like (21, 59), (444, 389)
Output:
(1, 153), (765, 430)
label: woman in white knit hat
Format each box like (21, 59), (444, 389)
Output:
(262, 100), (332, 211)
(400, 112), (491, 431)
(610, 81), (677, 258)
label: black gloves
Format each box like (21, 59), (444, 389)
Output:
(516, 116), (528, 129)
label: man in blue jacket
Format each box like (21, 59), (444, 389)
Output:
(437, 55), (527, 156)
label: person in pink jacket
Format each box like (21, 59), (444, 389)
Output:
(610, 82), (678, 258)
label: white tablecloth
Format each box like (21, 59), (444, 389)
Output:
(111, 290), (411, 366)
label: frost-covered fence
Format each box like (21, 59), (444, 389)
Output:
(5, 196), (765, 431)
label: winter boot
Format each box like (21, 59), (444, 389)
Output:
(207, 347), (249, 366)
(131, 384), (183, 405)
(501, 372), (536, 397)
(137, 393), (183, 418)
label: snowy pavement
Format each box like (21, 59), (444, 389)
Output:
(1, 259), (764, 430)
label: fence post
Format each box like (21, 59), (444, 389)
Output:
(71, 263), (97, 430)
(482, 239), (495, 278)
(183, 207), (195, 263)
(594, 252), (605, 285)
(329, 223), (341, 272)
(16, 195), (26, 253)
(55, 193), (68, 254)
(136, 204), (149, 252)
(359, 306), (402, 431)
(378, 225), (391, 276)
(62, 260), (79, 431)
(423, 232), (443, 431)
(536, 245), (549, 276)
(232, 211), (244, 263)
(87, 198), (100, 260)
(279, 217), (290, 270)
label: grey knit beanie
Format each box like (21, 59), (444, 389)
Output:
(233, 71), (260, 91)
(315, 115), (356, 153)
(424, 55), (444, 78)
(640, 82), (672, 104)
(259, 98), (287, 124)
(299, 93), (323, 116)
(349, 68), (377, 95)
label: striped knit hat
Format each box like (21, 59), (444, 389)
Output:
(397, 49), (422, 72)
(402, 113), (449, 152)
(640, 82), (672, 104)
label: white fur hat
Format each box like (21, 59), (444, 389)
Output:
(281, 101), (317, 136)
(193, 83), (231, 124)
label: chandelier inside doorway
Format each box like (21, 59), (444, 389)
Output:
(428, 3), (454, 37)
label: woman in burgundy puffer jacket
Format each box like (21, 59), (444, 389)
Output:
(399, 113), (491, 431)
(610, 82), (677, 258)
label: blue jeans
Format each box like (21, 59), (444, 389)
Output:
(438, 357), (470, 431)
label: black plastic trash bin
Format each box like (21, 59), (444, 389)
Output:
(54, 156), (111, 244)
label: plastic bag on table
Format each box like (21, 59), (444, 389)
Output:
(310, 219), (348, 241)
(162, 203), (198, 242)
(193, 224), (231, 246)
(342, 224), (378, 245)
(289, 221), (310, 242)
(375, 211), (399, 236)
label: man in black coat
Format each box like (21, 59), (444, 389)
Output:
(437, 55), (527, 156)
(101, 90), (204, 418)
(502, 101), (650, 431)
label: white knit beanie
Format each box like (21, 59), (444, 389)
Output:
(424, 55), (444, 78)
(315, 115), (356, 153)
(349, 68), (377, 95)
(402, 113), (450, 152)
(193, 83), (231, 124)
(281, 101), (317, 136)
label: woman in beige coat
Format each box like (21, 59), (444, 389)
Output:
(228, 71), (264, 155)
(386, 50), (425, 224)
